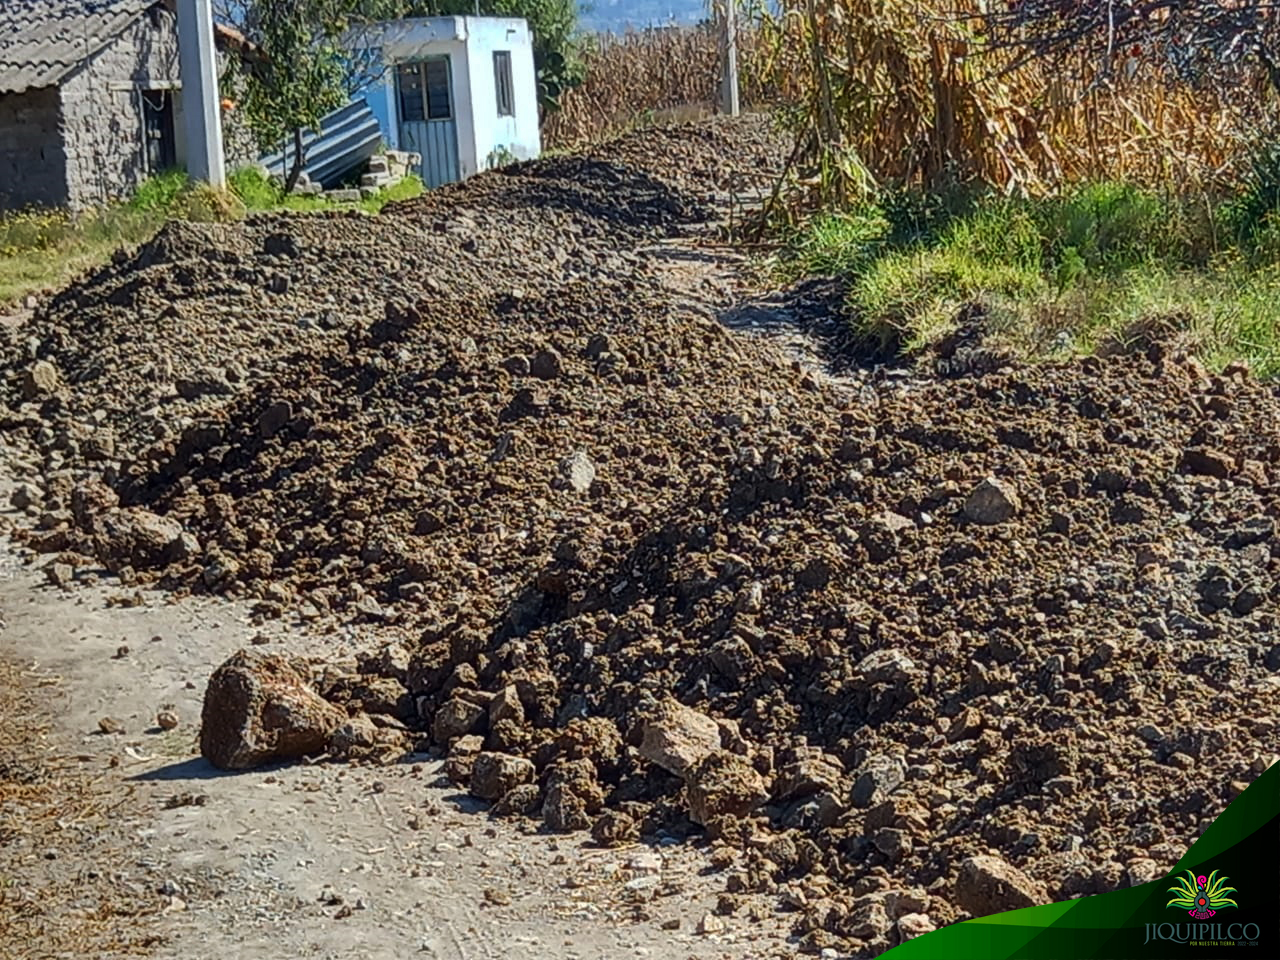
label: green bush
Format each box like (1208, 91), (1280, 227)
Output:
(228, 166), (283, 210)
(124, 170), (192, 213)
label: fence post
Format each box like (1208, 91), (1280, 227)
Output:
(720, 1), (740, 117)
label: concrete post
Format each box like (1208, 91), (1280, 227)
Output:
(720, 1), (740, 117)
(176, 0), (226, 187)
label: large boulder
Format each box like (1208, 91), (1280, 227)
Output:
(200, 650), (345, 770)
(95, 507), (188, 571)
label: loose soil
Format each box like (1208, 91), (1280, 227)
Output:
(3, 115), (1279, 957)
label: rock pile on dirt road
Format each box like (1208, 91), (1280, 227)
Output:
(4, 116), (1280, 955)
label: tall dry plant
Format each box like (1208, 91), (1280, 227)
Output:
(542, 24), (775, 149)
(751, 0), (1280, 219)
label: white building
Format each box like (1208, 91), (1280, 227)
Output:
(355, 16), (542, 188)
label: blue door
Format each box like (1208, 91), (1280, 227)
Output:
(395, 56), (460, 188)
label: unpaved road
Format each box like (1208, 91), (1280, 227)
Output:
(0, 550), (796, 959)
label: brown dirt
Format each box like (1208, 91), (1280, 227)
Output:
(3, 114), (1280, 956)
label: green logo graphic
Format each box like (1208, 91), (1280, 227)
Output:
(1166, 869), (1238, 920)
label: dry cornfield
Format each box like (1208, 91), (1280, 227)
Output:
(542, 23), (777, 149)
(742, 0), (1280, 212)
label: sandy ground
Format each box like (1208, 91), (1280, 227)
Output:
(0, 532), (801, 960)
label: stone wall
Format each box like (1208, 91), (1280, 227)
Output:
(0, 86), (69, 211)
(215, 48), (261, 172)
(59, 5), (180, 209)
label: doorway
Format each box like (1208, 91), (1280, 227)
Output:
(140, 89), (176, 173)
(395, 56), (460, 188)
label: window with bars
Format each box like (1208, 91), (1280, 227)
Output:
(493, 51), (514, 117)
(396, 57), (453, 122)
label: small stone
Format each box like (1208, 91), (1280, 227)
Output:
(638, 699), (721, 778)
(492, 783), (541, 816)
(502, 355), (530, 376)
(873, 827), (911, 862)
(697, 912), (725, 935)
(1123, 858), (1161, 887)
(98, 716), (125, 735)
(772, 752), (844, 801)
(530, 348), (564, 380)
(258, 401), (293, 439)
(470, 752), (535, 801)
(199, 650), (345, 770)
(1179, 447), (1233, 478)
(897, 913), (936, 941)
(156, 707), (180, 730)
(590, 810), (638, 847)
(946, 706), (983, 743)
(541, 782), (591, 832)
(328, 713), (380, 756)
(488, 685), (524, 726)
(46, 562), (73, 588)
(10, 483), (42, 511)
(963, 476), (1021, 525)
(21, 360), (59, 399)
(851, 754), (906, 808)
(846, 896), (892, 939)
(685, 750), (769, 825)
(559, 450), (596, 494)
(432, 697), (487, 744)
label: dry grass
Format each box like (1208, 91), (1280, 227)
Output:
(0, 656), (163, 956)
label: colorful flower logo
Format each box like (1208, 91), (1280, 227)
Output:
(1166, 869), (1238, 920)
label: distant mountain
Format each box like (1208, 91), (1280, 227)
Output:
(579, 0), (709, 32)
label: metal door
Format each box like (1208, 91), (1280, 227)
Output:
(395, 57), (460, 188)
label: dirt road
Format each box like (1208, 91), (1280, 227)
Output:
(4, 115), (1279, 959)
(0, 555), (799, 960)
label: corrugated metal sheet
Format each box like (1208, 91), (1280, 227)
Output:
(0, 0), (157, 95)
(399, 119), (459, 188)
(259, 99), (383, 189)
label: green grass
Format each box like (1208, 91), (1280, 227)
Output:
(780, 181), (1280, 377)
(0, 168), (425, 308)
(226, 167), (424, 214)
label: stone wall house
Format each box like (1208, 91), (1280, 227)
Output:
(0, 0), (257, 212)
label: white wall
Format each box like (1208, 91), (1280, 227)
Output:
(459, 17), (540, 171)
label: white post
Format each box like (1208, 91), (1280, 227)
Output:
(176, 0), (226, 187)
(720, 1), (740, 117)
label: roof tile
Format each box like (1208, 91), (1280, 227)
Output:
(0, 0), (156, 95)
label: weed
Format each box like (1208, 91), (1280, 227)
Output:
(782, 181), (1280, 375)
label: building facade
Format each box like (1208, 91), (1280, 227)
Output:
(357, 16), (542, 188)
(0, 0), (255, 212)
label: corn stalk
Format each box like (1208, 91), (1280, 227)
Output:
(750, 0), (1279, 221)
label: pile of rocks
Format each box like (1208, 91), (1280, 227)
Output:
(3, 115), (1278, 956)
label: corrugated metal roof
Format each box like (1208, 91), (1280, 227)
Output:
(0, 0), (157, 95)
